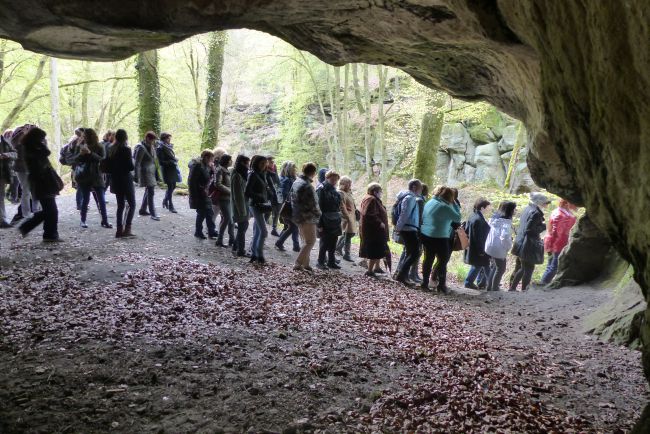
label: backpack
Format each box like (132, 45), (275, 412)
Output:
(390, 193), (413, 226)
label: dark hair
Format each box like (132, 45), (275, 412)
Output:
(22, 127), (47, 149)
(234, 154), (250, 178)
(109, 129), (128, 158)
(408, 179), (422, 191)
(145, 131), (157, 141)
(497, 201), (517, 219)
(439, 187), (454, 203)
(473, 197), (490, 212)
(219, 153), (232, 168)
(451, 188), (459, 201)
(250, 155), (267, 172)
(83, 128), (102, 154)
(160, 132), (171, 142)
(302, 162), (317, 176)
(421, 184), (429, 197)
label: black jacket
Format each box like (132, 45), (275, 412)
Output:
(245, 169), (269, 208)
(464, 210), (491, 267)
(25, 141), (61, 200)
(317, 182), (342, 236)
(106, 145), (135, 194)
(156, 143), (178, 185)
(188, 161), (211, 210)
(513, 203), (546, 264)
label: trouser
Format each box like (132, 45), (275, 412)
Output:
(140, 186), (156, 216)
(510, 259), (536, 291)
(18, 196), (58, 239)
(234, 219), (249, 255)
(265, 203), (281, 229)
(16, 171), (39, 217)
(318, 233), (338, 265)
(277, 219), (300, 249)
(0, 181), (6, 223)
(115, 187), (136, 228)
(296, 223), (317, 267)
(80, 185), (108, 224)
(250, 207), (268, 258)
(9, 175), (20, 203)
(217, 199), (234, 244)
(421, 235), (451, 288)
(541, 252), (560, 284)
(211, 202), (220, 225)
(487, 257), (507, 291)
(336, 232), (355, 257)
(163, 182), (176, 209)
(195, 206), (216, 237)
(396, 231), (420, 279)
(465, 265), (489, 287)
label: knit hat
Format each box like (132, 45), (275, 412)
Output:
(530, 193), (551, 206)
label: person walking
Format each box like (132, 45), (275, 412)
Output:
(231, 154), (251, 257)
(541, 199), (577, 284)
(484, 201), (516, 291)
(157, 132), (179, 213)
(291, 162), (321, 271)
(316, 170), (342, 270)
(275, 161), (299, 252)
(245, 155), (271, 264)
(214, 153), (234, 247)
(420, 187), (461, 293)
(17, 127), (63, 242)
(0, 133), (17, 228)
(335, 176), (357, 262)
(393, 179), (423, 285)
(11, 125), (40, 221)
(266, 155), (282, 237)
(104, 129), (136, 238)
(73, 128), (111, 229)
(134, 131), (160, 221)
(464, 198), (492, 289)
(510, 193), (550, 292)
(359, 182), (390, 278)
(188, 150), (218, 240)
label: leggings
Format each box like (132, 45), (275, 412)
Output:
(250, 207), (268, 258)
(421, 235), (451, 288)
(115, 186), (136, 228)
(510, 259), (535, 291)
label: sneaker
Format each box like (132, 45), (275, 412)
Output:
(80, 221), (88, 229)
(342, 255), (353, 262)
(150, 215), (161, 221)
(0, 221), (12, 229)
(271, 228), (280, 237)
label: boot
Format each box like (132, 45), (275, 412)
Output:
(162, 198), (168, 209)
(123, 225), (135, 237)
(409, 265), (423, 284)
(115, 226), (124, 238)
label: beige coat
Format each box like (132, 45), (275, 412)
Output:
(338, 188), (358, 234)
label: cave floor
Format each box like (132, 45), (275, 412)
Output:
(0, 188), (647, 433)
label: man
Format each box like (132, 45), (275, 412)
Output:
(393, 179), (423, 285)
(11, 124), (40, 223)
(265, 155), (281, 236)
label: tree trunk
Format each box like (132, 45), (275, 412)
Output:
(342, 64), (351, 173)
(351, 63), (365, 114)
(504, 122), (525, 190)
(332, 65), (343, 170)
(49, 57), (62, 172)
(377, 65), (387, 193)
(0, 40), (7, 97)
(185, 40), (203, 129)
(413, 111), (444, 187)
(1, 56), (47, 132)
(362, 64), (372, 179)
(80, 61), (90, 127)
(201, 31), (227, 150)
(136, 50), (161, 138)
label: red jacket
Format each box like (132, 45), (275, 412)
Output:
(544, 207), (577, 253)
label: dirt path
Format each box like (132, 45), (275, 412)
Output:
(0, 189), (647, 433)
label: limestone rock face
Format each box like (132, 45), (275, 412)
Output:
(1, 0), (650, 428)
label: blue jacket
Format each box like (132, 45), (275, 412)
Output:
(395, 190), (419, 232)
(280, 175), (295, 203)
(421, 197), (461, 238)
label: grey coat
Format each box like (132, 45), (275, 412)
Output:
(0, 136), (17, 184)
(134, 142), (158, 187)
(231, 170), (249, 223)
(214, 165), (232, 200)
(291, 175), (321, 224)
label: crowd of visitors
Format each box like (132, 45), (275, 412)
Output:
(1, 123), (579, 293)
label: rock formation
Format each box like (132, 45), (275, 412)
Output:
(1, 0), (649, 429)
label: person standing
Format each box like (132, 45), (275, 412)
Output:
(275, 161), (299, 252)
(510, 193), (550, 292)
(541, 199), (577, 284)
(157, 132), (179, 213)
(231, 154), (251, 257)
(484, 201), (516, 291)
(11, 125), (40, 221)
(188, 150), (218, 240)
(359, 182), (390, 278)
(17, 127), (63, 242)
(420, 187), (461, 293)
(105, 129), (136, 238)
(464, 198), (492, 289)
(393, 179), (423, 285)
(73, 128), (111, 229)
(245, 155), (271, 264)
(316, 170), (342, 270)
(266, 155), (282, 237)
(291, 162), (321, 271)
(335, 176), (357, 262)
(0, 134), (17, 228)
(214, 153), (234, 247)
(134, 131), (160, 221)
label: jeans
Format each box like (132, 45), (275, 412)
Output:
(487, 257), (507, 291)
(336, 232), (355, 257)
(164, 182), (176, 209)
(115, 186), (136, 228)
(140, 186), (156, 216)
(277, 220), (300, 250)
(421, 235), (451, 288)
(250, 207), (268, 258)
(396, 231), (420, 280)
(541, 252), (560, 284)
(510, 259), (536, 291)
(465, 265), (489, 287)
(217, 199), (234, 244)
(18, 196), (58, 239)
(16, 171), (39, 217)
(296, 223), (317, 267)
(234, 219), (249, 255)
(195, 206), (216, 237)
(80, 185), (108, 224)
(318, 233), (338, 265)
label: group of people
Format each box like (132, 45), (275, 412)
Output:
(0, 122), (577, 293)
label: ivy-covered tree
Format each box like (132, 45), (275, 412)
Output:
(201, 31), (227, 150)
(413, 91), (445, 187)
(136, 50), (161, 138)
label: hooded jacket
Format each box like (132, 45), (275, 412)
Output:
(463, 210), (491, 267)
(395, 190), (419, 232)
(513, 202), (546, 264)
(544, 207), (576, 253)
(484, 213), (514, 260)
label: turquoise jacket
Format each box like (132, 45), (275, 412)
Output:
(421, 197), (461, 238)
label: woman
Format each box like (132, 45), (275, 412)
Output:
(189, 150), (217, 239)
(484, 201), (516, 291)
(463, 197), (491, 289)
(134, 131), (159, 221)
(105, 129), (136, 238)
(275, 161), (300, 252)
(245, 155), (271, 264)
(359, 182), (390, 278)
(17, 127), (63, 242)
(214, 153), (234, 247)
(317, 170), (342, 270)
(420, 187), (461, 293)
(157, 132), (179, 213)
(73, 128), (111, 229)
(335, 176), (357, 262)
(231, 154), (251, 257)
(541, 199), (577, 284)
(291, 162), (321, 271)
(210, 147), (227, 225)
(0, 132), (17, 228)
(510, 193), (550, 291)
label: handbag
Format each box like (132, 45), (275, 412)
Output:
(46, 166), (64, 193)
(279, 200), (292, 222)
(176, 166), (182, 183)
(355, 209), (361, 222)
(452, 226), (469, 251)
(74, 162), (93, 185)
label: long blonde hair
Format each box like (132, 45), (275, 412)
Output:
(280, 160), (296, 178)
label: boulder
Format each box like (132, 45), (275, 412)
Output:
(439, 123), (470, 154)
(473, 142), (506, 184)
(498, 124), (519, 153)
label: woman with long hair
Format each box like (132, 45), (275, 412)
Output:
(157, 132), (179, 213)
(274, 161), (300, 252)
(231, 154), (251, 256)
(245, 155), (271, 264)
(134, 131), (159, 221)
(73, 128), (111, 229)
(105, 129), (136, 238)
